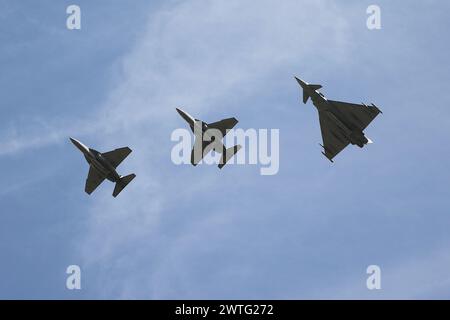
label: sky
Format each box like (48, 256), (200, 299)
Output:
(1, 0), (450, 299)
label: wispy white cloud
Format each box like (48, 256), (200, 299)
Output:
(69, 0), (353, 298)
(3, 0), (450, 300)
(0, 0), (350, 156)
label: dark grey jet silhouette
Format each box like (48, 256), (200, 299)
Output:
(295, 77), (382, 162)
(70, 138), (136, 197)
(176, 108), (241, 168)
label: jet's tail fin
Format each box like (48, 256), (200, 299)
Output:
(303, 84), (322, 103)
(218, 145), (242, 169)
(113, 174), (136, 197)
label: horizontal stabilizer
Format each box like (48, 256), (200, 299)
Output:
(218, 145), (242, 169)
(113, 174), (136, 198)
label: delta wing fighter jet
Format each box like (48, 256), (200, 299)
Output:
(70, 138), (136, 197)
(176, 108), (241, 168)
(295, 77), (382, 162)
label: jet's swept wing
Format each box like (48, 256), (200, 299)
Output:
(102, 147), (132, 169)
(85, 166), (106, 195)
(319, 112), (350, 162)
(329, 100), (381, 131)
(208, 118), (239, 137)
(190, 118), (238, 165)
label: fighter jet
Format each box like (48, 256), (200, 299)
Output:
(295, 77), (382, 162)
(70, 138), (136, 197)
(176, 108), (241, 168)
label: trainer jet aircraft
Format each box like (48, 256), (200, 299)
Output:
(176, 108), (241, 168)
(295, 77), (382, 162)
(70, 138), (136, 197)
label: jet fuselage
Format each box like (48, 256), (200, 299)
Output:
(299, 80), (369, 148)
(70, 138), (120, 182)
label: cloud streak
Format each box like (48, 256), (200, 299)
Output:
(69, 0), (354, 298)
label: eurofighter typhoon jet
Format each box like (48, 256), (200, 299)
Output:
(176, 108), (241, 168)
(295, 77), (382, 162)
(70, 138), (136, 197)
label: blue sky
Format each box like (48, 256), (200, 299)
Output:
(1, 0), (450, 299)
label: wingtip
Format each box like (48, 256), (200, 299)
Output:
(321, 151), (334, 163)
(371, 103), (383, 114)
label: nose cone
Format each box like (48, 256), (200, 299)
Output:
(69, 137), (88, 154)
(176, 107), (195, 124)
(176, 107), (189, 118)
(175, 107), (184, 117)
(294, 76), (307, 88)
